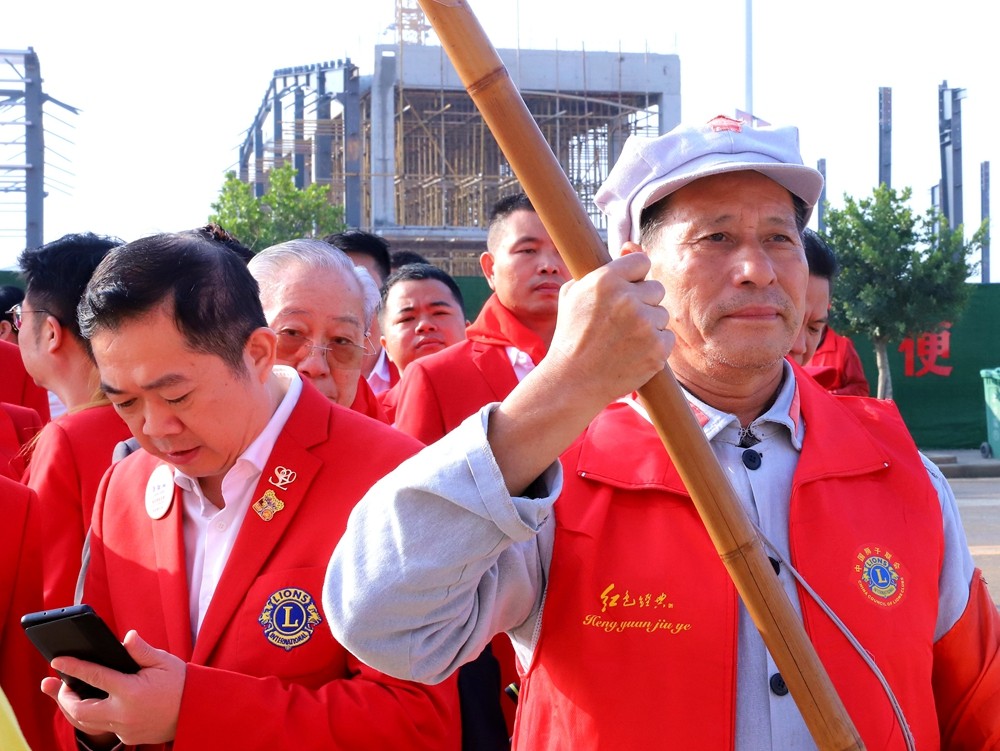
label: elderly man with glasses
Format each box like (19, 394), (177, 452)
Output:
(248, 239), (387, 421)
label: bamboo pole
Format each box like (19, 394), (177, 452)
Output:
(415, 2), (865, 749)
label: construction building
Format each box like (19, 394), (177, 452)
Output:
(238, 16), (680, 274)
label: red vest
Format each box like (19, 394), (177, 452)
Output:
(515, 378), (944, 749)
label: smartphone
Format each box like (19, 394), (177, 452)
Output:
(21, 604), (140, 700)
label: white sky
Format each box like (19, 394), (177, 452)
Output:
(3, 0), (994, 275)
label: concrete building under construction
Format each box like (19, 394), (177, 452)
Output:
(238, 38), (679, 273)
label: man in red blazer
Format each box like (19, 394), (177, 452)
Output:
(42, 230), (460, 750)
(393, 193), (569, 444)
(0, 339), (50, 422)
(249, 238), (383, 414)
(0, 476), (55, 750)
(788, 229), (870, 396)
(16, 232), (133, 609)
(377, 262), (468, 424)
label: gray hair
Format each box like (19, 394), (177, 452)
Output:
(249, 238), (380, 331)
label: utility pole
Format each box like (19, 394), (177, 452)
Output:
(0, 48), (77, 253)
(983, 161), (991, 283)
(878, 87), (891, 188)
(939, 81), (966, 229)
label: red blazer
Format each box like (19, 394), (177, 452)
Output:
(0, 403), (42, 480)
(0, 477), (56, 751)
(376, 381), (400, 424)
(348, 374), (389, 423)
(392, 340), (519, 445)
(392, 294), (546, 445)
(23, 404), (132, 609)
(0, 340), (50, 422)
(74, 381), (460, 750)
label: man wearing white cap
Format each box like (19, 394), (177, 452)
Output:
(325, 116), (1000, 749)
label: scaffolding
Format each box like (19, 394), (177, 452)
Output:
(238, 59), (360, 217)
(388, 86), (660, 231)
(238, 30), (679, 271)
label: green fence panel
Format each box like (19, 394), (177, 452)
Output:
(454, 276), (492, 322)
(850, 284), (1000, 449)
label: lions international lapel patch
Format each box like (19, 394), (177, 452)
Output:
(855, 545), (905, 607)
(259, 588), (323, 651)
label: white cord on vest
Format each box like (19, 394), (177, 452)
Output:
(756, 528), (917, 751)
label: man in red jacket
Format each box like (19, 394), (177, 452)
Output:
(393, 193), (569, 444)
(788, 229), (870, 396)
(323, 229), (399, 396)
(0, 476), (55, 750)
(42, 230), (460, 750)
(377, 263), (468, 424)
(249, 238), (387, 421)
(16, 232), (133, 608)
(0, 402), (41, 480)
(327, 116), (1000, 749)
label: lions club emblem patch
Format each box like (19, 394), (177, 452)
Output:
(855, 546), (905, 607)
(259, 588), (323, 651)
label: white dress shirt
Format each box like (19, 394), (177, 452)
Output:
(174, 368), (302, 640)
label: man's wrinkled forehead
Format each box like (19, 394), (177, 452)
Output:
(644, 172), (801, 237)
(271, 265), (364, 316)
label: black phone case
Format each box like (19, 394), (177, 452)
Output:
(21, 604), (140, 700)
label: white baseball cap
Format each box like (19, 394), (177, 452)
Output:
(595, 115), (824, 251)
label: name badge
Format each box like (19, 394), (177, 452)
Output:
(145, 465), (174, 520)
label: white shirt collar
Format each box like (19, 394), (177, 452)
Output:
(366, 348), (393, 395)
(505, 346), (536, 383)
(621, 361), (805, 450)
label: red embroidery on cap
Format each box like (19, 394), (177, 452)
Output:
(708, 115), (743, 133)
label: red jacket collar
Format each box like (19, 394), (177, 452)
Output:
(573, 369), (892, 493)
(349, 375), (389, 424)
(465, 294), (548, 366)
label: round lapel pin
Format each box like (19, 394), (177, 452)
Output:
(145, 464), (175, 520)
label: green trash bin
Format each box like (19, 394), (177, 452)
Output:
(980, 368), (1000, 458)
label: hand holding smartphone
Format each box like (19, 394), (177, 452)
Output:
(21, 604), (140, 700)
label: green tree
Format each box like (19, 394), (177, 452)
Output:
(823, 183), (985, 399)
(209, 164), (346, 251)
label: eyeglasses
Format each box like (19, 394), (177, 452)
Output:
(4, 303), (55, 333)
(275, 329), (374, 370)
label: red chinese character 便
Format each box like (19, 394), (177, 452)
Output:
(898, 322), (953, 377)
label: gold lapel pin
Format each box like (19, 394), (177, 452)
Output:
(253, 489), (285, 522)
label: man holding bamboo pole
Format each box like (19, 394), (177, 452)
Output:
(325, 116), (1000, 749)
